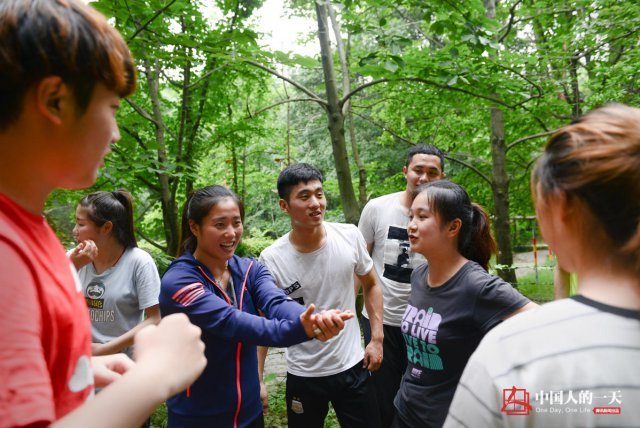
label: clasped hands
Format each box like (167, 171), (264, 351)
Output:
(299, 303), (354, 342)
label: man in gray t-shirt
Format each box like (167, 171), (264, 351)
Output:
(358, 143), (445, 427)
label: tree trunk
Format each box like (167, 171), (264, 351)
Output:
(142, 56), (179, 256)
(569, 55), (582, 120)
(327, 2), (367, 208)
(315, 1), (359, 224)
(489, 107), (518, 284)
(485, 0), (517, 285)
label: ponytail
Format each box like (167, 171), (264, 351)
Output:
(179, 192), (197, 257)
(460, 204), (497, 271)
(78, 189), (137, 248)
(415, 181), (497, 271)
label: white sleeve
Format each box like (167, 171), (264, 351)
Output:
(134, 250), (161, 309)
(357, 200), (376, 245)
(353, 226), (374, 276)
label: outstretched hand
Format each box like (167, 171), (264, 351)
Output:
(69, 239), (98, 270)
(299, 304), (354, 342)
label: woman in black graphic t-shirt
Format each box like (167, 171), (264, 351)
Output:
(392, 181), (536, 428)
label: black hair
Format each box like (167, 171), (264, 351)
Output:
(179, 185), (244, 256)
(277, 163), (324, 202)
(78, 189), (137, 248)
(415, 180), (496, 271)
(406, 143), (445, 172)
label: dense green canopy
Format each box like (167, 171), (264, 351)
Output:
(47, 0), (640, 281)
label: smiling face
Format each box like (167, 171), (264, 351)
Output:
(279, 179), (326, 230)
(407, 192), (450, 258)
(191, 197), (243, 264)
(403, 153), (444, 195)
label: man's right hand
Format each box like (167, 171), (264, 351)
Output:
(300, 304), (354, 342)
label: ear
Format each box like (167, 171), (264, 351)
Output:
(558, 192), (576, 223)
(447, 218), (462, 237)
(402, 165), (408, 178)
(35, 76), (73, 125)
(188, 219), (199, 237)
(101, 220), (113, 236)
(278, 199), (289, 214)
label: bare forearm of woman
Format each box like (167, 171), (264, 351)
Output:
(92, 306), (161, 356)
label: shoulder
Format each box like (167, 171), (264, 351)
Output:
(360, 192), (401, 217)
(326, 221), (359, 236)
(228, 254), (264, 273)
(410, 262), (428, 281)
(364, 191), (402, 208)
(457, 261), (500, 288)
(161, 256), (198, 284)
(260, 233), (292, 258)
(126, 247), (156, 264)
(326, 222), (366, 246)
(479, 299), (578, 346)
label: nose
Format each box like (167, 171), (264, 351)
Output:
(112, 124), (121, 144)
(408, 218), (417, 231)
(223, 224), (236, 237)
(309, 195), (320, 208)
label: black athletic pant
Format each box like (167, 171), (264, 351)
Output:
(286, 361), (381, 428)
(362, 316), (408, 428)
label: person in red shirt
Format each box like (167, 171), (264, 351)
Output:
(0, 1), (206, 426)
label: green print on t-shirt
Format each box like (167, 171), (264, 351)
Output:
(401, 305), (443, 371)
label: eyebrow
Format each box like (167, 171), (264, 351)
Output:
(211, 215), (241, 221)
(296, 185), (323, 196)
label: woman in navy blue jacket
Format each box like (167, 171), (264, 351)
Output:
(160, 185), (352, 428)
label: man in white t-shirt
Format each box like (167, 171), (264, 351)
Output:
(358, 143), (445, 427)
(259, 163), (384, 428)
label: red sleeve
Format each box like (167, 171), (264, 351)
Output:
(0, 239), (54, 426)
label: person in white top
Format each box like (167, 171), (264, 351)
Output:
(259, 163), (384, 428)
(445, 104), (640, 427)
(358, 143), (445, 427)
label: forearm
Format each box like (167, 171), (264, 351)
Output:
(257, 346), (268, 382)
(52, 365), (167, 428)
(362, 279), (384, 342)
(94, 311), (160, 356)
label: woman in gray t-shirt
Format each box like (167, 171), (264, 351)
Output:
(69, 189), (160, 357)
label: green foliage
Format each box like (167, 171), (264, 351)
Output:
(46, 0), (640, 264)
(236, 230), (276, 258)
